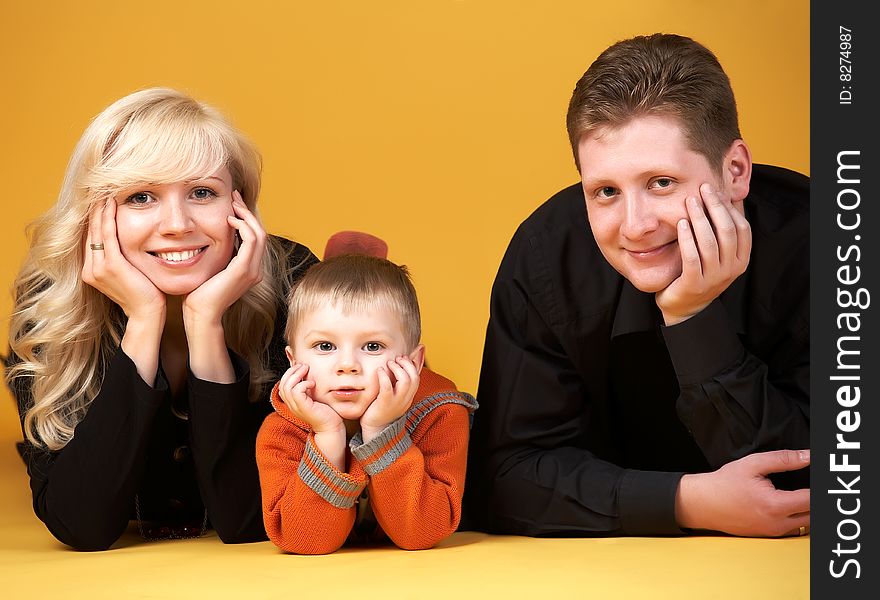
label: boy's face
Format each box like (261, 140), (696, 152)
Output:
(578, 114), (729, 293)
(287, 303), (417, 421)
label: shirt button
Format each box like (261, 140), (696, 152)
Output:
(173, 445), (191, 462)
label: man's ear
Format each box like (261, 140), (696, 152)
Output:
(284, 345), (295, 365)
(724, 140), (752, 203)
(408, 344), (426, 374)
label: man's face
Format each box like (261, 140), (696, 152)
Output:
(578, 115), (725, 293)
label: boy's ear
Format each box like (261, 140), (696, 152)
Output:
(284, 345), (295, 365)
(724, 139), (752, 204)
(408, 344), (426, 374)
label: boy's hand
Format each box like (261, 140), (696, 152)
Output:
(360, 356), (421, 443)
(278, 363), (344, 435)
(655, 183), (752, 325)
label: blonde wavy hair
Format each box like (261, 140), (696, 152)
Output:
(7, 88), (298, 450)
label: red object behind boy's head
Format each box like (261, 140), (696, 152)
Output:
(323, 231), (389, 260)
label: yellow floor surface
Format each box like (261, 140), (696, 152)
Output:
(0, 395), (808, 599)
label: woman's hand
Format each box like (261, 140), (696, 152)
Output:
(81, 198), (165, 385)
(182, 191), (267, 327)
(182, 191), (266, 384)
(82, 198), (166, 321)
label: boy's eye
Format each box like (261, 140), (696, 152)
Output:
(316, 342), (335, 352)
(364, 342), (383, 352)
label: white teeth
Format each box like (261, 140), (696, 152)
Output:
(155, 248), (202, 262)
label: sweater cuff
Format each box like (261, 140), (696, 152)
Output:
(349, 416), (412, 477)
(661, 300), (744, 386)
(618, 470), (684, 535)
(298, 435), (366, 509)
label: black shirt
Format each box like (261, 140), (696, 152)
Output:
(7, 237), (317, 550)
(463, 164), (809, 536)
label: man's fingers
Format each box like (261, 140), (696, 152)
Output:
(783, 512), (811, 537)
(728, 203), (752, 263)
(773, 488), (811, 518)
(686, 195), (720, 268)
(699, 184), (739, 266)
(676, 218), (702, 279)
(747, 449), (811, 475)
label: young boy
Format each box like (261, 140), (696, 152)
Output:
(256, 254), (477, 554)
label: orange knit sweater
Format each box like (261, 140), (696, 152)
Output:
(256, 368), (477, 554)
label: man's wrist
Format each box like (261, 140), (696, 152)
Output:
(675, 472), (708, 531)
(660, 300), (711, 327)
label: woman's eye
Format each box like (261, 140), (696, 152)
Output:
(316, 342), (334, 352)
(192, 187), (216, 200)
(364, 342), (383, 352)
(126, 192), (152, 205)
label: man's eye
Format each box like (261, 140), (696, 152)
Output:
(652, 178), (673, 189)
(317, 342), (334, 352)
(364, 342), (383, 352)
(598, 186), (617, 198)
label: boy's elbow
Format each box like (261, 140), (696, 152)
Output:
(271, 533), (345, 555)
(390, 519), (459, 551)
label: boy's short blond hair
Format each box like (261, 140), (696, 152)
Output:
(285, 254), (421, 351)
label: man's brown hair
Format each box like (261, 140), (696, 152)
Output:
(566, 33), (740, 172)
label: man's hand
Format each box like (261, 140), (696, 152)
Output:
(360, 356), (421, 443)
(656, 183), (751, 326)
(675, 449), (810, 537)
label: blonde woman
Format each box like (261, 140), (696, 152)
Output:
(5, 88), (317, 550)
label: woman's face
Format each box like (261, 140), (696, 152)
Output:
(113, 167), (237, 296)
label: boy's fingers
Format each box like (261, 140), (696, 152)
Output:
(377, 367), (393, 397)
(386, 359), (409, 385)
(396, 356), (420, 380)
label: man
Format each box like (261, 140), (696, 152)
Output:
(464, 34), (809, 537)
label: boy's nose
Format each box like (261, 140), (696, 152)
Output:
(335, 355), (360, 375)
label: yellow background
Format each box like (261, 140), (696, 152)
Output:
(0, 2), (810, 597)
(0, 1), (808, 434)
